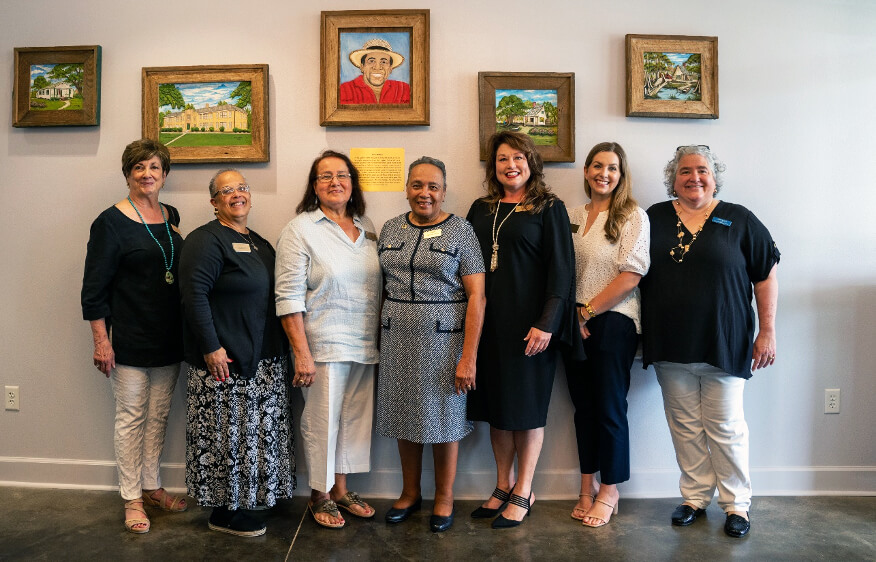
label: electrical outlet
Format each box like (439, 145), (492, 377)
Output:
(824, 388), (840, 414)
(5, 386), (19, 411)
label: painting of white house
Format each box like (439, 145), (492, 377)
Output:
(494, 89), (559, 146)
(30, 64), (84, 111)
(157, 82), (252, 148)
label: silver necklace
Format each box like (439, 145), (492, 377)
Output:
(490, 200), (522, 271)
(220, 219), (258, 250)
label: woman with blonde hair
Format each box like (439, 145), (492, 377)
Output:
(564, 142), (649, 528)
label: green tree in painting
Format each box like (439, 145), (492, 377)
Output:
(496, 95), (530, 125)
(159, 84), (186, 109)
(47, 64), (84, 96)
(643, 52), (673, 90)
(543, 101), (558, 125)
(230, 82), (252, 109)
(217, 100), (228, 106)
(31, 75), (50, 93)
(184, 103), (195, 110)
(684, 53), (701, 78)
(683, 53), (702, 98)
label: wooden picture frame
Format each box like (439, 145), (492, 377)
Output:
(13, 45), (101, 127)
(320, 9), (429, 126)
(142, 64), (269, 164)
(626, 34), (718, 119)
(478, 72), (575, 162)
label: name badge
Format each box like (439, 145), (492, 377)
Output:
(711, 217), (732, 227)
(423, 229), (442, 239)
(365, 231), (377, 241)
(232, 242), (251, 252)
(570, 223), (580, 233)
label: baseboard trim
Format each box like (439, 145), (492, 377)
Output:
(1, 457), (873, 498)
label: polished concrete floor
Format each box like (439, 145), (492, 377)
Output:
(0, 487), (873, 561)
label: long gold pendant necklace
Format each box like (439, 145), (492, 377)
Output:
(490, 200), (522, 271)
(670, 199), (716, 263)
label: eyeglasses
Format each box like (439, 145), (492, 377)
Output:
(212, 184), (250, 197)
(316, 172), (351, 183)
(676, 144), (710, 151)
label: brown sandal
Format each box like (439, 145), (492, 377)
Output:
(335, 491), (375, 518)
(124, 500), (150, 534)
(142, 488), (188, 512)
(308, 499), (345, 529)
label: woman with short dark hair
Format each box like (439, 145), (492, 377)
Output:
(82, 138), (186, 534)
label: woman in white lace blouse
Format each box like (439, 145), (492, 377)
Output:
(564, 142), (650, 528)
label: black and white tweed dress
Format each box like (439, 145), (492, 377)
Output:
(376, 213), (484, 444)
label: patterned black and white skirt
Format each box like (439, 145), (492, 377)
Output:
(376, 299), (474, 444)
(186, 356), (296, 509)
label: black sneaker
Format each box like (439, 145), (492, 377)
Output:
(208, 506), (266, 537)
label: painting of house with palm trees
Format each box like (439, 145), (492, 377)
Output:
(158, 82), (252, 147)
(643, 52), (702, 101)
(29, 64), (84, 110)
(494, 89), (558, 146)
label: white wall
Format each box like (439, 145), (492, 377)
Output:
(1, 0), (874, 499)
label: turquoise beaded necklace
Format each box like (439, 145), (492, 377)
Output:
(127, 196), (175, 284)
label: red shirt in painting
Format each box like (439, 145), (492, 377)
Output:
(339, 75), (411, 105)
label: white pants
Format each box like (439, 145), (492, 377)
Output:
(655, 362), (751, 513)
(300, 362), (374, 492)
(110, 363), (180, 500)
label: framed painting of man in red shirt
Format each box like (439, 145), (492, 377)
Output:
(320, 10), (429, 126)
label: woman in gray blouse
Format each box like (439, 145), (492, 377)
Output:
(275, 150), (382, 530)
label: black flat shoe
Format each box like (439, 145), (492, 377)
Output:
(671, 504), (706, 526)
(429, 508), (455, 532)
(471, 486), (512, 518)
(384, 497), (422, 524)
(724, 512), (751, 538)
(208, 507), (266, 537)
(491, 493), (532, 529)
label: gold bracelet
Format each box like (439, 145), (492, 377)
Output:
(583, 302), (597, 319)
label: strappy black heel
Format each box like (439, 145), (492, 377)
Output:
(470, 486), (512, 519)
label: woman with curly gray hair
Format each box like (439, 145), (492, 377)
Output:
(640, 145), (780, 539)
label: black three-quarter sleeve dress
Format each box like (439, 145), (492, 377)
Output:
(465, 198), (575, 431)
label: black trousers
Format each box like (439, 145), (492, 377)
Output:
(563, 311), (638, 484)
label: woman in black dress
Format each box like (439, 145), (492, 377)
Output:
(180, 169), (294, 537)
(466, 132), (576, 528)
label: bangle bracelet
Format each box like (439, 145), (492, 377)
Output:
(583, 302), (597, 318)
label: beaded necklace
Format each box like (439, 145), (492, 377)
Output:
(127, 196), (175, 284)
(670, 199), (716, 264)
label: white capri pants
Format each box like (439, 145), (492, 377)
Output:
(300, 361), (375, 492)
(655, 362), (751, 513)
(110, 363), (181, 500)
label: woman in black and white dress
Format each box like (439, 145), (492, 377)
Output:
(377, 156), (485, 533)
